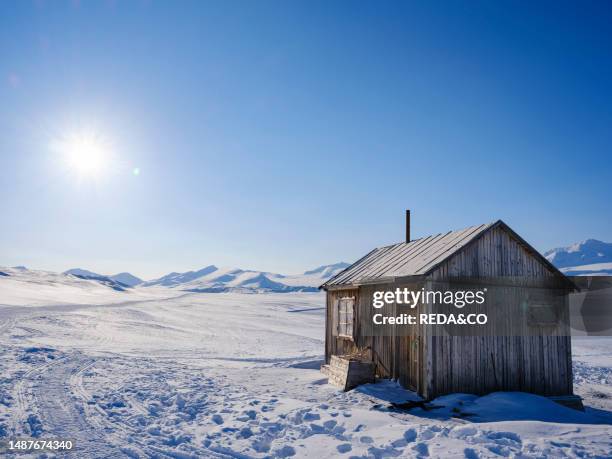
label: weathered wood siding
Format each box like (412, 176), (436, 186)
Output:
(325, 282), (426, 394)
(425, 334), (572, 397)
(324, 224), (574, 399)
(425, 225), (573, 398)
(325, 286), (398, 380)
(430, 226), (560, 279)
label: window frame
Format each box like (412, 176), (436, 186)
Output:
(526, 290), (562, 327)
(527, 303), (559, 326)
(336, 297), (355, 340)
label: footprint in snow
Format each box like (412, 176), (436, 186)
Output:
(323, 420), (337, 430)
(418, 429), (436, 441)
(274, 445), (296, 457)
(237, 427), (253, 439)
(486, 444), (510, 456)
(451, 426), (478, 439)
(403, 428), (417, 443)
(368, 445), (403, 458)
(309, 423), (326, 434)
(212, 414), (224, 425)
(487, 431), (522, 445)
(252, 437), (271, 453)
(412, 442), (429, 457)
(391, 438), (407, 448)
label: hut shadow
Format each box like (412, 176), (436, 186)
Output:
(354, 380), (423, 404)
(380, 390), (612, 425)
(289, 359), (325, 370)
(287, 307), (325, 313)
(582, 406), (612, 424)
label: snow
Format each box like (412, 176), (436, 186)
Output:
(110, 272), (144, 287)
(562, 262), (612, 272)
(0, 271), (611, 458)
(64, 268), (105, 278)
(303, 263), (351, 278)
(545, 239), (612, 269)
(0, 267), (164, 307)
(143, 265), (219, 287)
(143, 263), (350, 293)
(64, 268), (144, 287)
(561, 262), (612, 276)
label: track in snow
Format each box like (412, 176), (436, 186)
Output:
(13, 352), (119, 457)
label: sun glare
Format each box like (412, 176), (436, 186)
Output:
(54, 130), (112, 178)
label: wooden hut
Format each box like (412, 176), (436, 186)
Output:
(320, 213), (577, 402)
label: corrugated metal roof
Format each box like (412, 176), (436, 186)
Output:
(321, 222), (496, 289)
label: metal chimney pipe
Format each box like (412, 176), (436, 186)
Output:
(406, 209), (411, 243)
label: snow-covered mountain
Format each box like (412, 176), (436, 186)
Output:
(0, 266), (156, 306)
(64, 268), (143, 288)
(144, 263), (350, 293)
(108, 272), (143, 287)
(142, 265), (218, 287)
(63, 268), (131, 291)
(3, 263), (350, 295)
(304, 262), (350, 279)
(64, 268), (102, 278)
(545, 239), (612, 275)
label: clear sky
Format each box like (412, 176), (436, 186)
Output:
(1, 1), (611, 280)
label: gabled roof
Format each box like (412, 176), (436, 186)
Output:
(320, 220), (574, 290)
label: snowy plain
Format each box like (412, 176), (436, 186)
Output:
(0, 268), (611, 458)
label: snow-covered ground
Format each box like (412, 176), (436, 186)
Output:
(0, 272), (611, 458)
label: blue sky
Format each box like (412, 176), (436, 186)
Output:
(1, 1), (611, 279)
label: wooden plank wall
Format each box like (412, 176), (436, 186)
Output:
(426, 335), (572, 397)
(359, 284), (396, 380)
(325, 285), (399, 380)
(426, 225), (573, 398)
(325, 225), (573, 399)
(430, 226), (560, 279)
(325, 282), (425, 393)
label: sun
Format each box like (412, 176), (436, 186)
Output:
(54, 130), (112, 178)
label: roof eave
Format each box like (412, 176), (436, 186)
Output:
(321, 275), (397, 291)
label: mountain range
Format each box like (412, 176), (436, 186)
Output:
(544, 239), (612, 275)
(5, 240), (611, 295)
(62, 263), (350, 293)
(56, 240), (612, 292)
(64, 268), (143, 289)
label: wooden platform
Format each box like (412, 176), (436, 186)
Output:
(321, 355), (375, 391)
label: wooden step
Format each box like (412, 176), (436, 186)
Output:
(322, 355), (375, 391)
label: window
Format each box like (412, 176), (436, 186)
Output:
(336, 297), (355, 339)
(526, 290), (562, 326)
(528, 304), (558, 326)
